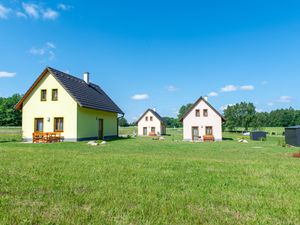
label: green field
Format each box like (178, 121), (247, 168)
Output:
(227, 127), (285, 136)
(1, 127), (300, 224)
(0, 127), (22, 143)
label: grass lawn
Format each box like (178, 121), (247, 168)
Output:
(1, 128), (300, 224)
(0, 127), (22, 143)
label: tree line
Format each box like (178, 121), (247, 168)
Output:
(223, 102), (300, 131)
(0, 94), (22, 126)
(121, 102), (300, 130)
(1, 94), (299, 130)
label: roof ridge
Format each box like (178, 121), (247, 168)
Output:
(48, 67), (85, 83)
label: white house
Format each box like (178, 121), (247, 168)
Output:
(180, 97), (225, 141)
(137, 109), (166, 136)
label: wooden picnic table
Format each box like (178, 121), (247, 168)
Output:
(32, 131), (63, 143)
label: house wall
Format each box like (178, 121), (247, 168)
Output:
(77, 107), (118, 140)
(183, 100), (223, 141)
(22, 72), (78, 141)
(137, 111), (164, 136)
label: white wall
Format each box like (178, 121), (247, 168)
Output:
(183, 100), (222, 141)
(137, 111), (164, 136)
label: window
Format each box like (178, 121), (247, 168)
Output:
(206, 126), (213, 135)
(52, 89), (58, 101)
(146, 117), (148, 121)
(203, 109), (208, 117)
(151, 127), (156, 133)
(54, 118), (64, 132)
(34, 118), (44, 132)
(195, 109), (200, 117)
(41, 89), (47, 101)
(150, 116), (153, 121)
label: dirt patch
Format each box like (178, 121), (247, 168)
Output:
(292, 152), (300, 158)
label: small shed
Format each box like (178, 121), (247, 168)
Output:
(285, 126), (300, 147)
(250, 131), (267, 141)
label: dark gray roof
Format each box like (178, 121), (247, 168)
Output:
(48, 67), (124, 114)
(286, 126), (300, 129)
(136, 109), (166, 124)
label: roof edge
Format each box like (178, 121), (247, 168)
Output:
(15, 67), (51, 110)
(179, 96), (225, 122)
(136, 108), (165, 124)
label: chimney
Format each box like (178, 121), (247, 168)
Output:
(204, 96), (208, 101)
(83, 72), (90, 84)
(153, 108), (156, 112)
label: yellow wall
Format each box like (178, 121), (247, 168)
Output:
(77, 107), (118, 140)
(22, 72), (78, 141)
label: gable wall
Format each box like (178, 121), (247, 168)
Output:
(183, 100), (222, 141)
(22, 72), (78, 141)
(137, 111), (164, 136)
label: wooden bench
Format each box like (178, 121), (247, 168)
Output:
(32, 132), (63, 143)
(203, 135), (215, 142)
(149, 131), (157, 136)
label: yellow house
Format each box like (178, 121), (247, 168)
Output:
(15, 67), (124, 142)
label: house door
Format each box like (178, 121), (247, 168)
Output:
(192, 127), (199, 141)
(34, 118), (44, 132)
(143, 127), (147, 136)
(98, 119), (104, 140)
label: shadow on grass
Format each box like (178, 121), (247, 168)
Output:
(103, 136), (134, 142)
(0, 139), (22, 143)
(222, 137), (234, 141)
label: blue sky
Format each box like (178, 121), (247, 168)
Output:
(0, 0), (300, 121)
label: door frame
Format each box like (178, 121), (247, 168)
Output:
(98, 119), (104, 140)
(191, 126), (199, 141)
(143, 127), (147, 136)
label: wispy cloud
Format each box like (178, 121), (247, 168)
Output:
(220, 85), (238, 92)
(267, 102), (274, 106)
(166, 85), (178, 92)
(131, 94), (149, 101)
(29, 42), (56, 61)
(16, 11), (27, 18)
(261, 81), (268, 85)
(278, 96), (292, 103)
(46, 42), (56, 49)
(240, 85), (255, 91)
(42, 8), (59, 20)
(0, 4), (11, 19)
(220, 84), (255, 92)
(30, 47), (46, 55)
(0, 2), (66, 20)
(22, 3), (39, 18)
(57, 3), (73, 11)
(0, 71), (16, 78)
(208, 91), (218, 97)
